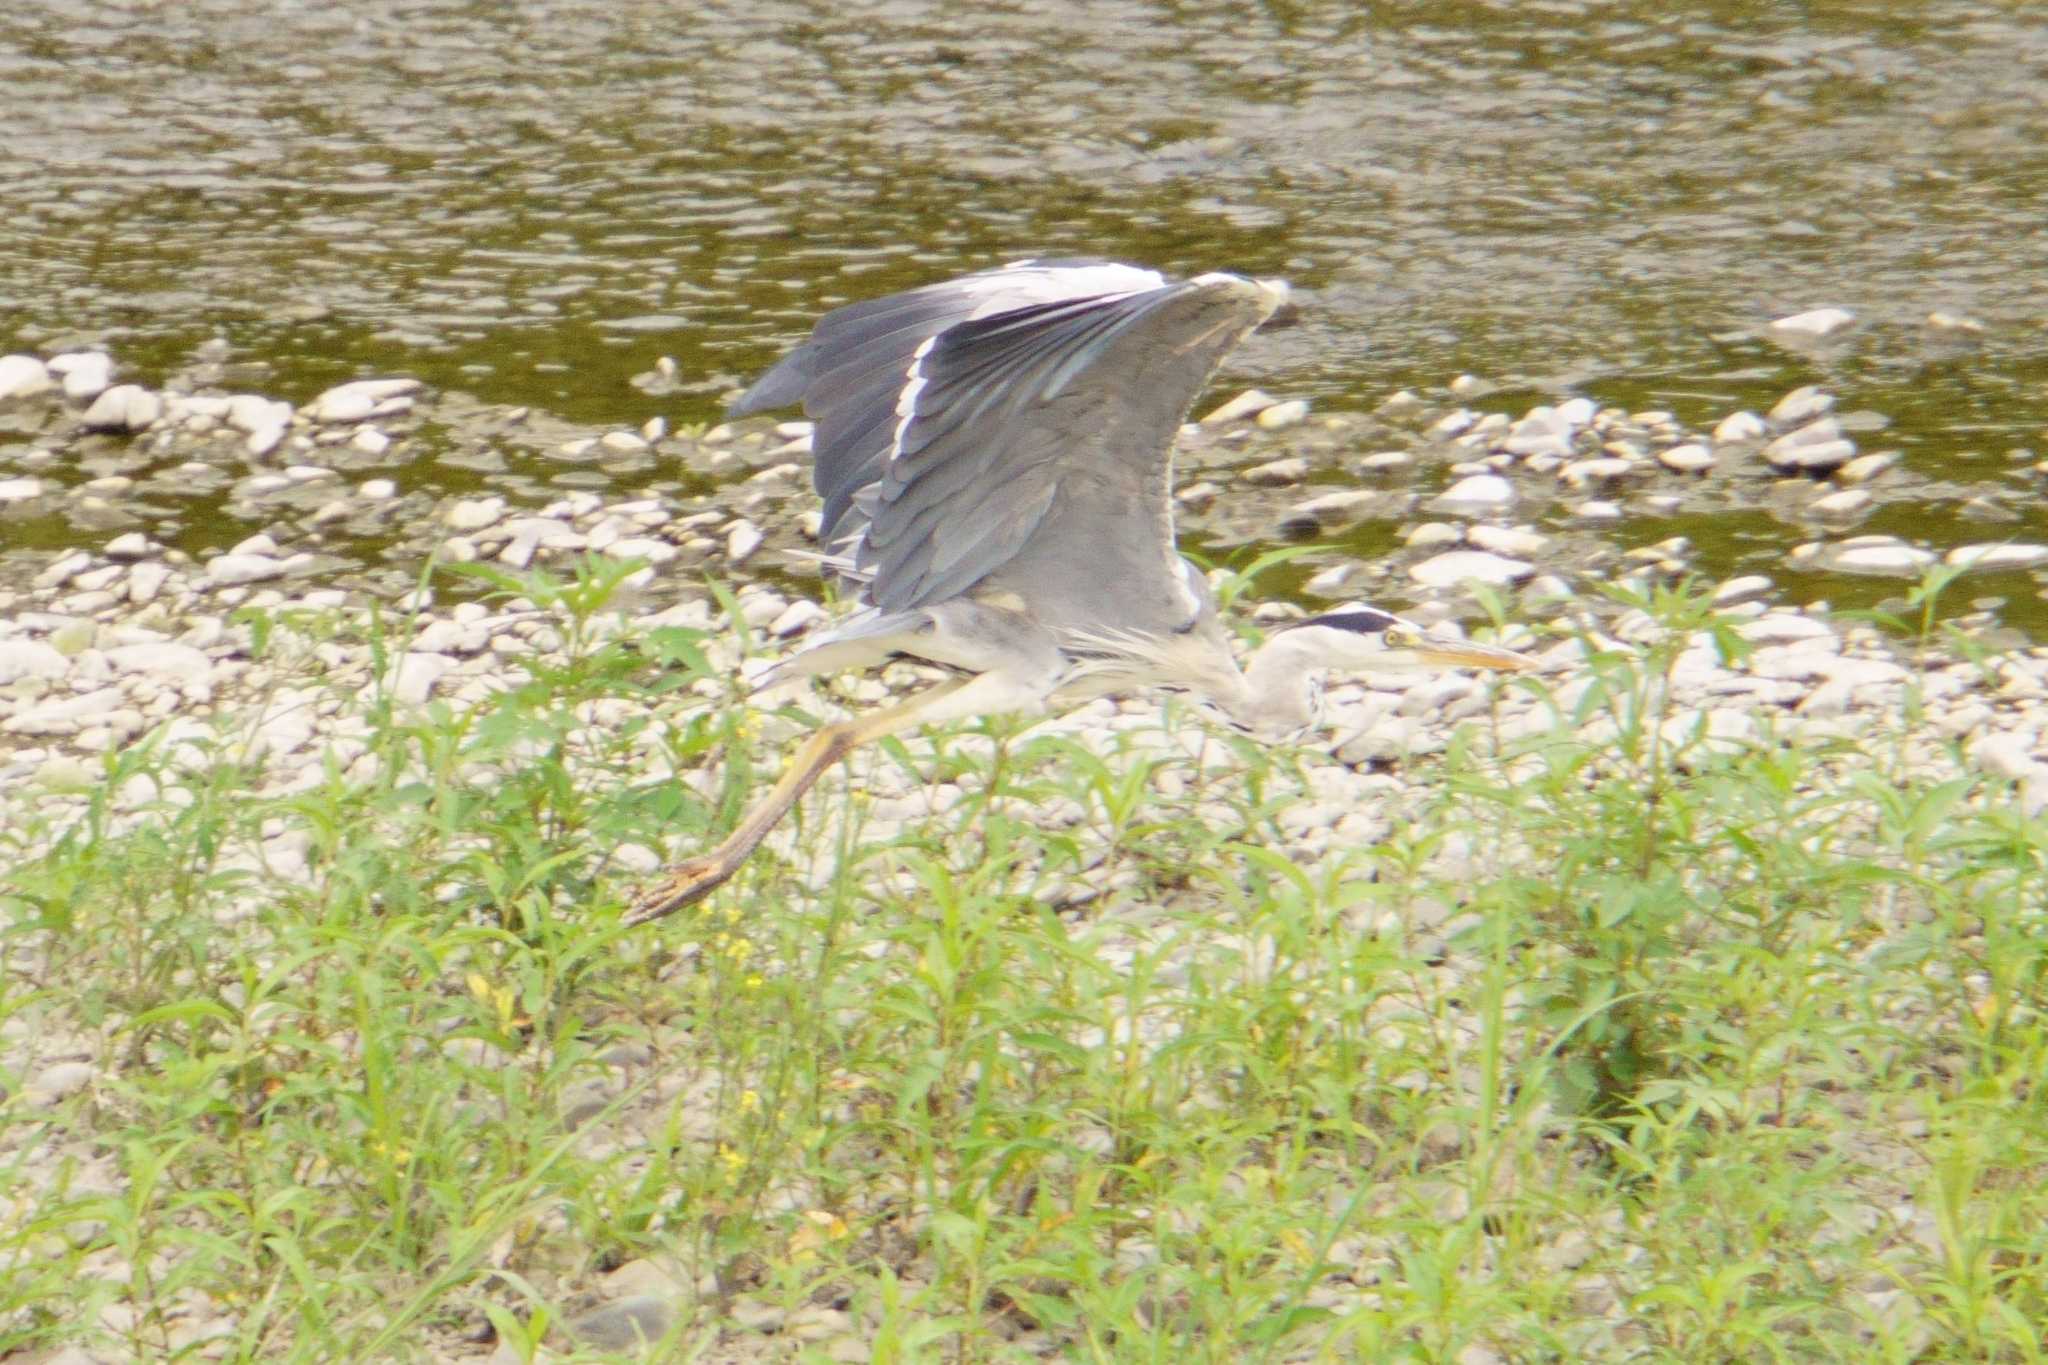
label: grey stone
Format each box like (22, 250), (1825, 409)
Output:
(25, 1060), (97, 1107)
(0, 477), (44, 502)
(1286, 489), (1383, 527)
(572, 1295), (679, 1350)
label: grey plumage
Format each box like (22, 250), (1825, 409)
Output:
(627, 259), (1536, 923)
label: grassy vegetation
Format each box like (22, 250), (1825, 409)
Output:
(2, 564), (2046, 1361)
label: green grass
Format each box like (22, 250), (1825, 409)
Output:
(2, 564), (2046, 1361)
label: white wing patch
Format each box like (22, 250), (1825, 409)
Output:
(968, 260), (1166, 320)
(1172, 556), (1206, 623)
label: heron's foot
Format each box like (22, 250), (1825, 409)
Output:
(624, 854), (733, 926)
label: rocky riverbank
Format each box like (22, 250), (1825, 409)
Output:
(6, 343), (2048, 634)
(8, 344), (2048, 865)
(7, 351), (2048, 1360)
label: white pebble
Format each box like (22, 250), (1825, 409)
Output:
(1242, 457), (1310, 486)
(1658, 443), (1714, 473)
(80, 383), (163, 432)
(1713, 411), (1767, 443)
(309, 378), (419, 423)
(1466, 524), (1549, 557)
(1409, 549), (1535, 589)
(444, 497), (505, 531)
(1254, 399), (1310, 430)
(1809, 489), (1872, 517)
(1200, 389), (1278, 424)
(25, 1060), (97, 1108)
(0, 639), (70, 684)
(1945, 543), (2048, 572)
(226, 394), (293, 434)
(1769, 386), (1835, 425)
(727, 520), (765, 563)
(1429, 474), (1515, 512)
(0, 354), (55, 401)
(1770, 307), (1855, 338)
(52, 351), (113, 400)
(206, 553), (287, 586)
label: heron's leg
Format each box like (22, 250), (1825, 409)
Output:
(627, 672), (1042, 924)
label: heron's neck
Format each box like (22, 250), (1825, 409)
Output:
(1235, 631), (1328, 738)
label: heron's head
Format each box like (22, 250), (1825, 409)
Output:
(1276, 605), (1539, 677)
(1231, 603), (1536, 742)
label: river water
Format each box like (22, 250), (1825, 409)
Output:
(3, 0), (2046, 622)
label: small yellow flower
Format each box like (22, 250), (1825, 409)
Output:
(790, 1208), (850, 1262)
(738, 1089), (761, 1113)
(717, 1143), (744, 1174)
(743, 974), (765, 990)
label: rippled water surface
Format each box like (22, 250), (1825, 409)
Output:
(4, 0), (2047, 618)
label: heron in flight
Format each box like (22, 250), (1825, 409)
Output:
(628, 260), (1533, 923)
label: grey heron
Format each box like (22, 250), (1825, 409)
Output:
(628, 259), (1533, 924)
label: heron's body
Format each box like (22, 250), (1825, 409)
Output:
(628, 260), (1533, 923)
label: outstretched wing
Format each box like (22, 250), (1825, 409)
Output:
(729, 259), (1286, 615)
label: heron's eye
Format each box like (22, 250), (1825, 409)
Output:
(1383, 625), (1420, 649)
